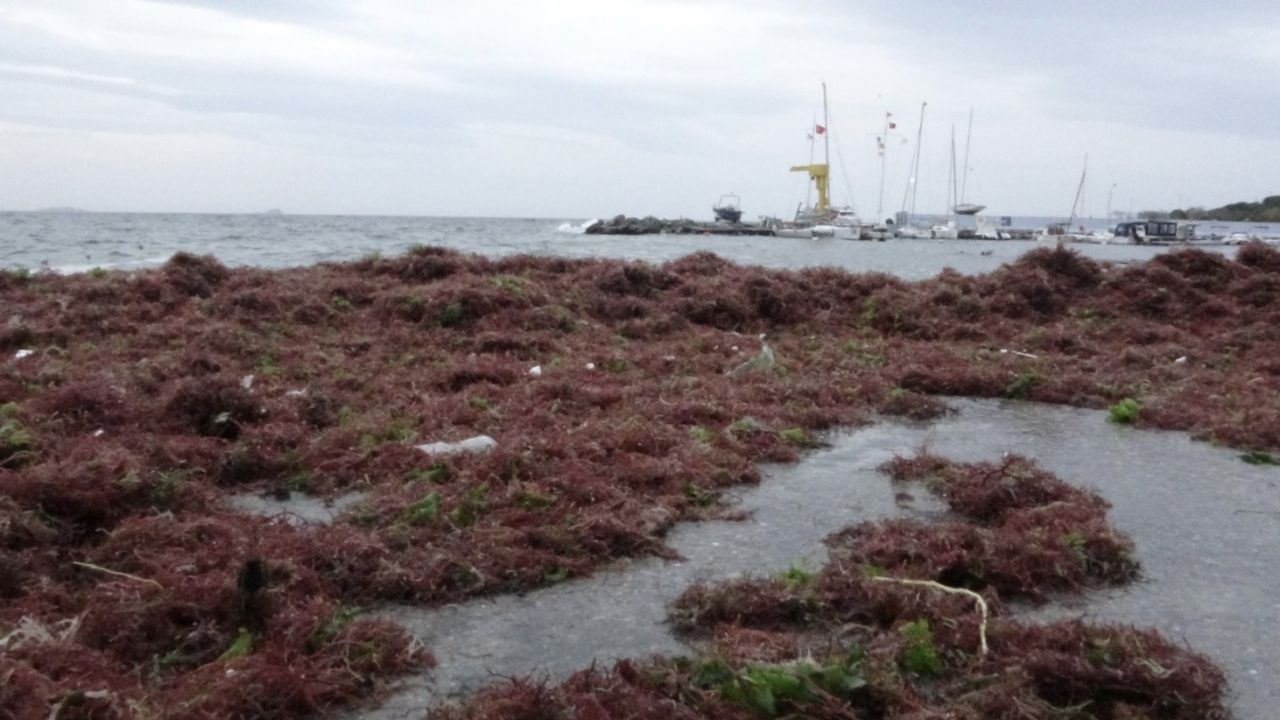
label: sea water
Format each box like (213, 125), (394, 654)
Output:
(0, 211), (1255, 279)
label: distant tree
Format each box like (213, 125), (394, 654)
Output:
(1169, 207), (1209, 221)
(1170, 196), (1280, 222)
(1220, 202), (1255, 221)
(1138, 210), (1168, 220)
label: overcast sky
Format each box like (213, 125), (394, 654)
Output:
(2, 0), (1278, 220)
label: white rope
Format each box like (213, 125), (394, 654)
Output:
(870, 576), (989, 656)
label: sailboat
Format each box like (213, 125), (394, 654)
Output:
(929, 125), (961, 240)
(773, 83), (874, 240)
(895, 101), (932, 238)
(952, 108), (986, 216)
(1037, 155), (1093, 243)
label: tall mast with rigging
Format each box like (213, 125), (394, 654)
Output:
(900, 101), (926, 223)
(960, 107), (974, 206)
(948, 124), (958, 217)
(876, 110), (898, 223)
(1068, 154), (1088, 226)
(790, 82), (831, 213)
(823, 82), (830, 175)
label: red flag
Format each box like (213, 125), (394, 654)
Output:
(815, 124), (826, 135)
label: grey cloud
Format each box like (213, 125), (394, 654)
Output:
(1, 0), (1278, 215)
(140, 0), (351, 23)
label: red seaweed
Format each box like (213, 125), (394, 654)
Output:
(0, 245), (1260, 717)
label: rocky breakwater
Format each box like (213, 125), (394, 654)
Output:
(585, 214), (774, 236)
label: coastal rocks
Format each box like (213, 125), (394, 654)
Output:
(585, 215), (773, 236)
(585, 215), (670, 235)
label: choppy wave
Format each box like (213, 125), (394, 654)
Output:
(555, 218), (598, 234)
(0, 211), (1245, 280)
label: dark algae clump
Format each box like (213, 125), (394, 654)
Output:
(3, 244), (1270, 716)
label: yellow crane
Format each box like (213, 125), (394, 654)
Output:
(790, 82), (831, 212)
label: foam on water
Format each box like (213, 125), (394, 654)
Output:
(555, 218), (598, 234)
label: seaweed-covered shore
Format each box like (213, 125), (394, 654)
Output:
(440, 454), (1226, 719)
(3, 243), (1278, 717)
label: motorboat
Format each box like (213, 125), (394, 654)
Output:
(894, 224), (932, 239)
(1035, 222), (1094, 244)
(772, 208), (862, 239)
(1113, 220), (1180, 244)
(931, 221), (960, 240)
(713, 193), (743, 223)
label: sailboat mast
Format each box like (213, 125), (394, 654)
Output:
(1068, 154), (1088, 226)
(948, 125), (957, 216)
(806, 113), (816, 209)
(901, 99), (921, 219)
(822, 82), (830, 169)
(790, 83), (832, 214)
(909, 102), (925, 220)
(960, 107), (973, 204)
(877, 112), (888, 221)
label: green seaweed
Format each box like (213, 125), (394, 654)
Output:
(402, 492), (441, 525)
(1107, 398), (1141, 424)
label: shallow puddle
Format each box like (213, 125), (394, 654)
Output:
(352, 399), (1279, 719)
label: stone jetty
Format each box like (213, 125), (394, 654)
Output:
(585, 214), (774, 236)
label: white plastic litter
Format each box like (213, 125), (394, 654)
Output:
(285, 389), (307, 397)
(584, 362), (596, 370)
(240, 374), (254, 390)
(13, 349), (33, 360)
(528, 365), (542, 377)
(1174, 356), (1188, 364)
(93, 429), (105, 437)
(415, 435), (497, 457)
(999, 349), (1039, 359)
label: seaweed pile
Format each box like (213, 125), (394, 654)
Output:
(437, 455), (1227, 719)
(3, 243), (1275, 716)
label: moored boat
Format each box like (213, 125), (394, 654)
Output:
(712, 193), (743, 223)
(778, 83), (879, 240)
(1113, 220), (1180, 244)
